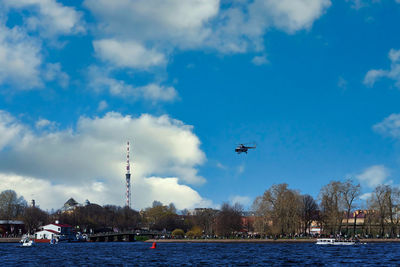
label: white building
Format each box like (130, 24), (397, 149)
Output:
(34, 222), (73, 243)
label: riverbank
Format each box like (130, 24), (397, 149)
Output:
(0, 238), (20, 243)
(145, 238), (400, 243)
(2, 237), (400, 243)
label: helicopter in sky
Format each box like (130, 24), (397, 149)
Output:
(235, 143), (256, 154)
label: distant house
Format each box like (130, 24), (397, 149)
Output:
(241, 212), (256, 233)
(34, 221), (73, 243)
(309, 221), (322, 235)
(342, 210), (367, 225)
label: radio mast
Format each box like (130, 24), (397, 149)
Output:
(126, 141), (132, 208)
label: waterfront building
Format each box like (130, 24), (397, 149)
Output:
(0, 220), (24, 237)
(34, 221), (73, 243)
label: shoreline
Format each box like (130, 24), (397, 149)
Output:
(0, 238), (20, 243)
(145, 238), (400, 243)
(2, 237), (400, 243)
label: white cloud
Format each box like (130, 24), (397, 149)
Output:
(356, 165), (390, 188)
(346, 0), (399, 9)
(0, 173), (211, 211)
(35, 118), (55, 129)
(252, 55), (269, 66)
(251, 0), (332, 33)
(97, 100), (108, 112)
(88, 66), (178, 102)
(364, 49), (400, 88)
(0, 24), (42, 89)
(0, 111), (25, 150)
(373, 113), (400, 139)
(93, 39), (166, 69)
(3, 0), (85, 38)
(346, 0), (368, 9)
(84, 0), (219, 48)
(216, 162), (227, 170)
(44, 63), (69, 88)
(139, 84), (177, 102)
(229, 195), (251, 207)
(359, 192), (372, 200)
(0, 111), (208, 210)
(85, 0), (331, 57)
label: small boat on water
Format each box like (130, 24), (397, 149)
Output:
(316, 238), (357, 245)
(19, 236), (35, 247)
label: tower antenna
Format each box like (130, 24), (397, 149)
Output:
(126, 141), (132, 208)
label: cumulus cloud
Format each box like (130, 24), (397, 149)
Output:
(85, 0), (331, 58)
(88, 66), (178, 102)
(84, 0), (219, 48)
(364, 49), (400, 88)
(250, 0), (332, 33)
(0, 174), (210, 211)
(93, 39), (166, 69)
(0, 111), (209, 210)
(373, 113), (400, 139)
(0, 24), (42, 89)
(356, 165), (390, 188)
(3, 0), (85, 38)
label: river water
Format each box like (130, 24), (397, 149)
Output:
(1, 242), (399, 266)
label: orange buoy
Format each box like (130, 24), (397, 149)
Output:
(150, 242), (157, 249)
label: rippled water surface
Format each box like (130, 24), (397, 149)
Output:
(1, 242), (399, 266)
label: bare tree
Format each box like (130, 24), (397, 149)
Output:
(369, 185), (389, 237)
(374, 185), (400, 237)
(192, 208), (218, 236)
(251, 196), (272, 234)
(215, 203), (243, 237)
(0, 190), (27, 220)
(300, 194), (319, 234)
(319, 181), (344, 235)
(253, 184), (301, 236)
(340, 179), (360, 236)
(23, 206), (49, 233)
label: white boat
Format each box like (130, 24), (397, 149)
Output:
(20, 236), (35, 247)
(316, 238), (356, 245)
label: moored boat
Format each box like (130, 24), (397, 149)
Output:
(316, 238), (356, 245)
(20, 236), (35, 247)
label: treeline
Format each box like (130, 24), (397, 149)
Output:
(252, 180), (400, 238)
(1, 179), (400, 238)
(0, 190), (244, 237)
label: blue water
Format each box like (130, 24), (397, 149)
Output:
(0, 242), (398, 266)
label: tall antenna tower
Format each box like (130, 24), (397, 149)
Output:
(126, 141), (132, 208)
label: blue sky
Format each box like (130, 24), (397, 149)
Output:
(1, 0), (400, 210)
